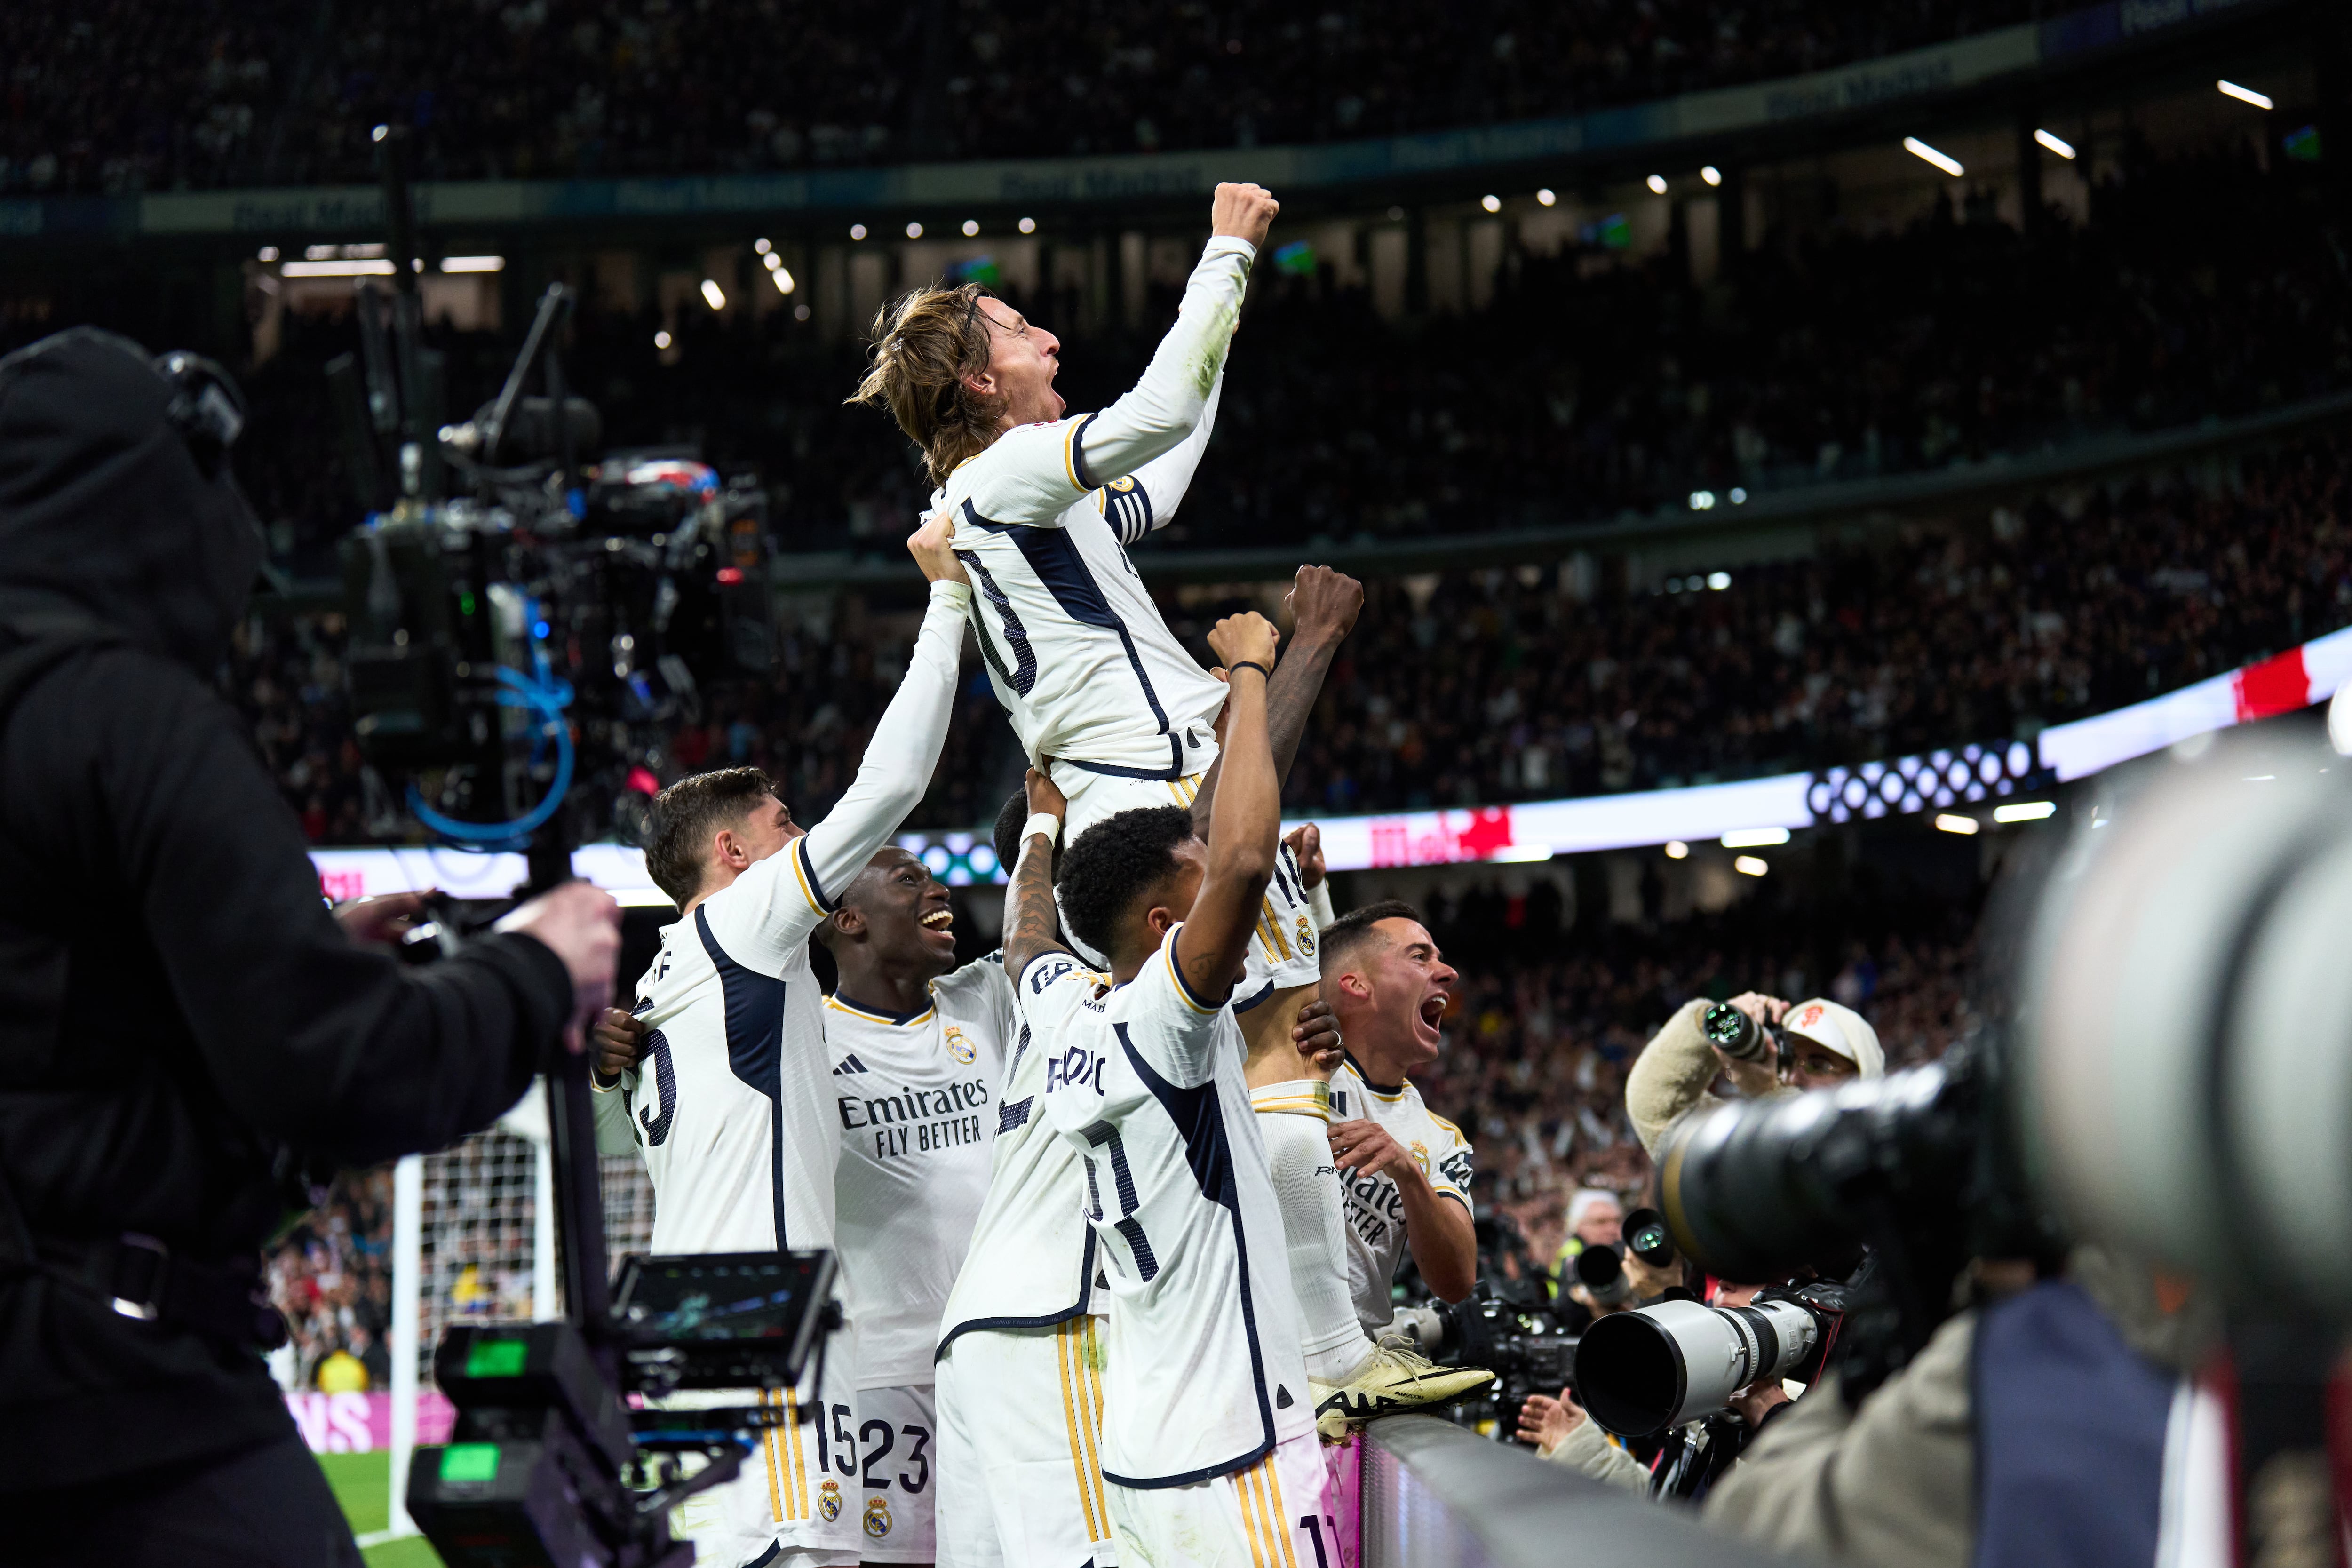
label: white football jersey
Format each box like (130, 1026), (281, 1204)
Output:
(828, 957), (1015, 1390)
(1329, 1061), (1476, 1334)
(936, 236), (1254, 780)
(1028, 930), (1315, 1487)
(594, 582), (971, 1264)
(933, 987), (1109, 1355)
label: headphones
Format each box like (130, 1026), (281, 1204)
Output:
(153, 350), (247, 467)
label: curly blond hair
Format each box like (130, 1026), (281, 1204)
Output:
(847, 280), (1006, 487)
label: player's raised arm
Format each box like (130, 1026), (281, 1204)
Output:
(1074, 184), (1274, 489)
(1189, 564), (1363, 832)
(961, 184), (1274, 526)
(1003, 767), (1073, 982)
(1103, 374), (1224, 545)
(719, 517), (971, 959)
(1171, 611), (1283, 1005)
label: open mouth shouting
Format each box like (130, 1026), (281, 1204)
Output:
(1414, 990), (1448, 1049)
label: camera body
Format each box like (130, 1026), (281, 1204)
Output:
(341, 457), (772, 846)
(1407, 1283), (1581, 1440)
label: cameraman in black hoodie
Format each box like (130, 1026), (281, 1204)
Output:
(0, 329), (622, 1565)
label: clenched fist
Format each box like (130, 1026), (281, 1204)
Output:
(1210, 183), (1279, 249)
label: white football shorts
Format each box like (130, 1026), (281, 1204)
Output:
(1107, 1429), (1339, 1568)
(851, 1383), (940, 1563)
(935, 1317), (1120, 1568)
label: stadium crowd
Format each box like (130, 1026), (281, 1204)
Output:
(1268, 431), (2352, 811)
(232, 426), (2351, 840)
(1, 0), (2034, 191)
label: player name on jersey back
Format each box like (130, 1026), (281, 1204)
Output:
(933, 998), (1104, 1356)
(1026, 936), (1314, 1486)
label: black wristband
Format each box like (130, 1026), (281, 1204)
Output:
(1229, 661), (1272, 681)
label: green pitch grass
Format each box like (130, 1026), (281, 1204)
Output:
(317, 1450), (445, 1567)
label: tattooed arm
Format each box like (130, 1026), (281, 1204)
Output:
(1192, 564), (1364, 833)
(1006, 766), (1073, 980)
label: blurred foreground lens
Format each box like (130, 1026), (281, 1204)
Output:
(2022, 731), (2352, 1311)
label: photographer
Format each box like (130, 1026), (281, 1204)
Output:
(0, 330), (619, 1566)
(1628, 993), (1883, 1155)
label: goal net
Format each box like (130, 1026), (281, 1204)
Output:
(381, 1087), (655, 1536)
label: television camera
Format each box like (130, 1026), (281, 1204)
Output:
(329, 127), (771, 878)
(321, 128), (818, 1568)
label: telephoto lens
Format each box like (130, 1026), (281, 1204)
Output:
(1622, 1207), (1677, 1269)
(1574, 1243), (1631, 1307)
(1573, 1297), (1821, 1437)
(1700, 1001), (1774, 1062)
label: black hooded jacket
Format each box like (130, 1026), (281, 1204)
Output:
(0, 329), (575, 1488)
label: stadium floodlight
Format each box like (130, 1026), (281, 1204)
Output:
(1721, 827), (1791, 849)
(2034, 129), (2077, 159)
(1689, 490), (1716, 509)
(1664, 840), (1690, 859)
(1018, 216), (1037, 233)
(1646, 174), (1668, 194)
(372, 124), (390, 143)
(1934, 813), (1981, 836)
(653, 330), (672, 349)
(906, 221), (925, 238)
(1707, 571), (1731, 590)
(1734, 855), (1769, 877)
(771, 268), (795, 295)
(850, 223), (867, 240)
(763, 252), (782, 271)
(755, 237), (772, 254)
(1729, 487), (1748, 503)
(1994, 800), (2058, 823)
(2218, 80), (2273, 110)
(441, 255), (505, 272)
(1904, 137), (1964, 176)
(962, 219), (980, 236)
(1537, 188), (1557, 206)
(699, 279), (726, 310)
(1701, 166), (1722, 186)
(283, 258), (397, 277)
(257, 245), (279, 262)
(1481, 194), (1502, 212)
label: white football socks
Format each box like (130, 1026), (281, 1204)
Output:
(1252, 1082), (1379, 1385)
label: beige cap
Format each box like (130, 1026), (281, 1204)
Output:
(1781, 998), (1884, 1078)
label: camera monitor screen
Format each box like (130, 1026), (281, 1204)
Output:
(611, 1250), (835, 1391)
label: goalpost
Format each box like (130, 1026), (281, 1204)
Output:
(380, 1085), (654, 1539)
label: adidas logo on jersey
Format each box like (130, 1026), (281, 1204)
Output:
(833, 1056), (869, 1075)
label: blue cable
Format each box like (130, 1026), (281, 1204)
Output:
(410, 657), (578, 849)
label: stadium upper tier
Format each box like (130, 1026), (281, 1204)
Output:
(216, 143), (2342, 565)
(0, 0), (2278, 195)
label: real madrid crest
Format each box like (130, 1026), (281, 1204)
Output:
(1109, 475), (1137, 492)
(818, 1478), (843, 1521)
(1409, 1139), (1430, 1175)
(864, 1495), (893, 1538)
(945, 1023), (976, 1066)
(1296, 914), (1316, 958)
